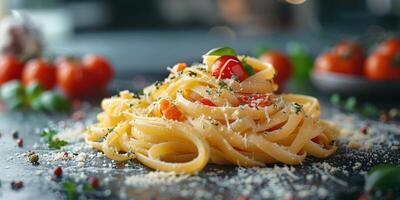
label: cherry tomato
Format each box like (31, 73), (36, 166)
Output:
(237, 94), (272, 108)
(332, 41), (364, 60)
(212, 56), (248, 81)
(22, 58), (56, 90)
(56, 59), (86, 98)
(196, 98), (216, 107)
(314, 52), (362, 75)
(364, 52), (400, 81)
(332, 41), (365, 74)
(82, 54), (113, 92)
(376, 38), (400, 55)
(0, 54), (24, 85)
(315, 41), (366, 76)
(259, 51), (292, 85)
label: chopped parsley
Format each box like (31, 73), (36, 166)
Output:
(218, 81), (228, 89)
(188, 71), (198, 77)
(132, 93), (141, 99)
(107, 127), (115, 133)
(231, 75), (239, 82)
(292, 103), (303, 114)
(205, 89), (212, 95)
(40, 129), (68, 150)
(154, 81), (163, 90)
(138, 90), (144, 96)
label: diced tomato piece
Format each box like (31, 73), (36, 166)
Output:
(159, 99), (183, 121)
(212, 56), (248, 81)
(196, 98), (216, 106)
(311, 136), (319, 143)
(237, 94), (272, 107)
(173, 63), (187, 72)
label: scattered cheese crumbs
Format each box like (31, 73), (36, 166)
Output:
(35, 170), (44, 176)
(125, 171), (189, 186)
(77, 162), (85, 168)
(76, 153), (87, 162)
(54, 152), (70, 160)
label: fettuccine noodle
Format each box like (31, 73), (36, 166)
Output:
(85, 51), (338, 174)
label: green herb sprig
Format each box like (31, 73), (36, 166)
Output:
(330, 94), (380, 117)
(40, 128), (68, 150)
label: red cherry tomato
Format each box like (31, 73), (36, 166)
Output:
(0, 54), (24, 85)
(196, 98), (216, 106)
(259, 51), (292, 85)
(212, 55), (248, 81)
(376, 38), (400, 55)
(237, 94), (272, 108)
(56, 59), (86, 98)
(22, 58), (56, 90)
(82, 54), (113, 92)
(364, 52), (400, 81)
(331, 41), (365, 74)
(314, 52), (361, 76)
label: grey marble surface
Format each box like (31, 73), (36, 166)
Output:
(0, 98), (399, 200)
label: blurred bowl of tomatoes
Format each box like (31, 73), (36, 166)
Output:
(311, 39), (400, 97)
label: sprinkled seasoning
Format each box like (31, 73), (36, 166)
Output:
(11, 181), (23, 190)
(359, 125), (368, 135)
(292, 103), (303, 114)
(218, 81), (228, 89)
(379, 112), (389, 123)
(54, 166), (63, 178)
(29, 154), (39, 164)
(16, 138), (23, 147)
(12, 130), (18, 139)
(154, 81), (163, 90)
(89, 177), (100, 189)
(188, 71), (198, 77)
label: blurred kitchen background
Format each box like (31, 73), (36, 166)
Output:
(1, 0), (400, 79)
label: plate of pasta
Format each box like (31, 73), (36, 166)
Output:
(85, 47), (339, 174)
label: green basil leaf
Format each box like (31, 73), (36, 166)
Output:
(26, 82), (44, 100)
(241, 57), (255, 76)
(206, 47), (237, 57)
(7, 97), (25, 110)
(39, 91), (71, 113)
(0, 80), (25, 100)
(365, 165), (400, 191)
(243, 63), (255, 76)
